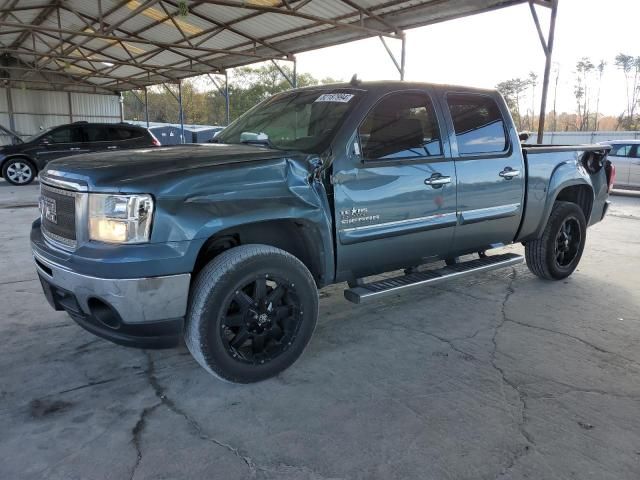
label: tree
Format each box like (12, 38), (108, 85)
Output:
(528, 71), (538, 131)
(614, 53), (640, 130)
(574, 57), (594, 131)
(551, 64), (560, 131)
(594, 60), (606, 130)
(496, 78), (529, 131)
(123, 64), (341, 127)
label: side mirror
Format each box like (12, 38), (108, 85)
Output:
(40, 137), (51, 145)
(518, 132), (530, 142)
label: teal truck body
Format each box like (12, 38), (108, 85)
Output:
(31, 81), (613, 382)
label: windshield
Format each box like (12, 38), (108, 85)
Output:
(216, 89), (362, 153)
(25, 127), (55, 143)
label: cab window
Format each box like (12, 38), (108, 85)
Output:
(359, 92), (442, 161)
(48, 126), (83, 144)
(84, 126), (109, 142)
(109, 127), (138, 141)
(447, 94), (508, 155)
(609, 144), (632, 157)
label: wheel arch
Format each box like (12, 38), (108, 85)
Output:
(192, 218), (333, 287)
(1, 154), (38, 176)
(517, 160), (595, 243)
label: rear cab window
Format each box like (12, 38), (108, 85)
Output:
(446, 94), (508, 155)
(358, 91), (442, 161)
(108, 127), (139, 141)
(609, 144), (632, 157)
(84, 125), (109, 142)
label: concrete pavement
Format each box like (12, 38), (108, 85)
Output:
(1, 180), (639, 480)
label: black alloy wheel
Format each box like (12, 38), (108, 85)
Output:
(554, 217), (582, 267)
(221, 274), (302, 365)
(185, 244), (319, 383)
(525, 201), (587, 280)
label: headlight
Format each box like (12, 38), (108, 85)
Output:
(88, 194), (154, 244)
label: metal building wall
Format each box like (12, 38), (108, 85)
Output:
(0, 88), (121, 139)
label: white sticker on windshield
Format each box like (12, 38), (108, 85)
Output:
(315, 93), (354, 103)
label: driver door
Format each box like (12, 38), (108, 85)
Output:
(36, 125), (86, 163)
(333, 89), (457, 280)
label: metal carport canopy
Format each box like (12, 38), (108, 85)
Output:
(0, 0), (556, 140)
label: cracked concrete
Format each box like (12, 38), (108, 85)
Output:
(1, 182), (639, 480)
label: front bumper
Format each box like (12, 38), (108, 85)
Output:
(33, 249), (190, 349)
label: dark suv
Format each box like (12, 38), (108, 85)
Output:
(0, 122), (160, 186)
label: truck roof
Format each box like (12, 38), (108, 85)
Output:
(293, 80), (498, 96)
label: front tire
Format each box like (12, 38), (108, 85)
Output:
(525, 201), (587, 280)
(2, 158), (36, 186)
(185, 244), (319, 383)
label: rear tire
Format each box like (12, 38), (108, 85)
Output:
(525, 201), (587, 280)
(185, 244), (319, 383)
(445, 257), (459, 266)
(2, 158), (36, 186)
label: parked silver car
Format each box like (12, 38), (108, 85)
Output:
(601, 140), (640, 188)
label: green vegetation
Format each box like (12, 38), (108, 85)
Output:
(123, 64), (339, 126)
(497, 53), (640, 132)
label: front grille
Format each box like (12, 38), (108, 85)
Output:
(41, 183), (77, 249)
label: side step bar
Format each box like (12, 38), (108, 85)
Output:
(344, 253), (523, 304)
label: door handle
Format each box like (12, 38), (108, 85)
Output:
(499, 167), (520, 179)
(107, 146), (118, 150)
(424, 173), (451, 187)
(69, 147), (81, 151)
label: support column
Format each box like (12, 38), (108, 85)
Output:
(224, 71), (230, 125)
(6, 86), (15, 133)
(292, 56), (297, 88)
(177, 80), (185, 144)
(68, 91), (73, 123)
(379, 32), (406, 81)
(536, 0), (558, 144)
(400, 33), (406, 81)
(144, 86), (149, 128)
(118, 92), (124, 122)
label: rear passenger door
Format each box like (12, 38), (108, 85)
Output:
(628, 145), (640, 187)
(334, 89), (457, 279)
(608, 144), (633, 186)
(83, 125), (113, 152)
(442, 93), (525, 254)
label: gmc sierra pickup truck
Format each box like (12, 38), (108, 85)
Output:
(31, 81), (614, 383)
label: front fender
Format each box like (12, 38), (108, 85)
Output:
(152, 157), (335, 283)
(517, 155), (594, 242)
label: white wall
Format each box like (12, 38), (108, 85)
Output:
(0, 88), (121, 140)
(535, 131), (640, 145)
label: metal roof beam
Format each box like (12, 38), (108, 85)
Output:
(0, 21), (283, 60)
(57, 5), (225, 76)
(167, 0), (291, 56)
(2, 48), (228, 76)
(9, 0), (58, 49)
(200, 1), (401, 39)
(339, 0), (400, 33)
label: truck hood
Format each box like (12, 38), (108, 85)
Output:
(42, 143), (296, 192)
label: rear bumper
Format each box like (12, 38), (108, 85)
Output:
(33, 249), (190, 349)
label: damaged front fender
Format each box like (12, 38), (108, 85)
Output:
(151, 155), (335, 284)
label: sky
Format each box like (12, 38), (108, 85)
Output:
(289, 0), (638, 117)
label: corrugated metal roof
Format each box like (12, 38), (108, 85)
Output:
(0, 0), (551, 93)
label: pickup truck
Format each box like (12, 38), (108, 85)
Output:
(31, 81), (614, 383)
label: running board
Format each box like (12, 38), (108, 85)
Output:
(344, 253), (523, 304)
